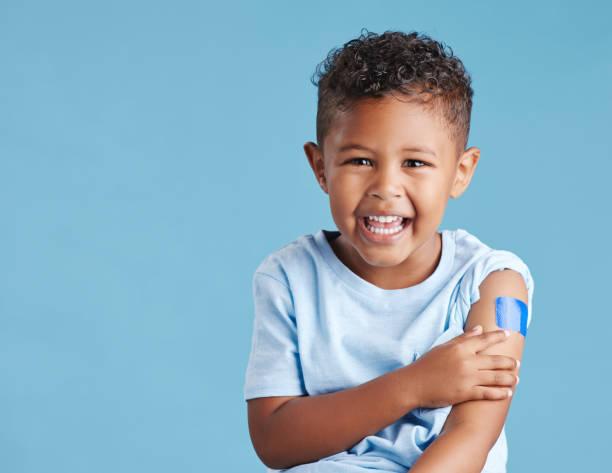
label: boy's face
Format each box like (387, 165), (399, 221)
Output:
(304, 94), (480, 287)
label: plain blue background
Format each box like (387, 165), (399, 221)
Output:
(2, 0), (610, 471)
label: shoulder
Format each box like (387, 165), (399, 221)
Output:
(254, 231), (322, 287)
(449, 228), (535, 328)
(451, 228), (533, 288)
(451, 228), (497, 263)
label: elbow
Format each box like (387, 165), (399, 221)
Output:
(256, 450), (286, 470)
(249, 426), (275, 469)
(250, 435), (305, 470)
(253, 448), (295, 471)
(253, 443), (301, 470)
(248, 423), (288, 470)
(247, 397), (313, 470)
(253, 450), (280, 470)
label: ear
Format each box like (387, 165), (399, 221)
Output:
(303, 141), (328, 194)
(450, 146), (480, 199)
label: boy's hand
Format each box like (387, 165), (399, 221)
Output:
(408, 326), (519, 408)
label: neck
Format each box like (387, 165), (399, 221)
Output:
(330, 231), (442, 290)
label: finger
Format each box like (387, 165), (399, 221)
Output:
(465, 329), (510, 352)
(478, 370), (519, 387)
(479, 354), (519, 371)
(473, 386), (514, 401)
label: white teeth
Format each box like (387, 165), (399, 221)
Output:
(364, 220), (406, 235)
(367, 215), (402, 223)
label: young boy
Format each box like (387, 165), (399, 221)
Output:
(244, 30), (534, 473)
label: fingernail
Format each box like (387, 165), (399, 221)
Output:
(516, 376), (520, 385)
(504, 330), (510, 337)
(472, 325), (482, 332)
(508, 389), (513, 397)
(516, 359), (521, 369)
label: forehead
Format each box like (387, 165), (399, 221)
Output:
(323, 95), (455, 158)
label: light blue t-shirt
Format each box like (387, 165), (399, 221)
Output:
(244, 228), (534, 473)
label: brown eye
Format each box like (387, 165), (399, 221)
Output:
(403, 159), (426, 167)
(348, 158), (372, 166)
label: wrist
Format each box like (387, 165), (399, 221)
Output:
(395, 363), (423, 413)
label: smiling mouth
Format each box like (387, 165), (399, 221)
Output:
(364, 216), (408, 234)
(359, 216), (411, 241)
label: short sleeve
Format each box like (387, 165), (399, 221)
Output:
(243, 271), (307, 401)
(457, 250), (535, 330)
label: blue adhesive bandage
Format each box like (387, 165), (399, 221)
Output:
(495, 296), (528, 336)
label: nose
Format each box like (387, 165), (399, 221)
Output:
(367, 165), (403, 200)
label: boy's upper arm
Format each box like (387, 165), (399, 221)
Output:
(441, 269), (527, 443)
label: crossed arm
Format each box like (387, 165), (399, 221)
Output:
(408, 269), (527, 473)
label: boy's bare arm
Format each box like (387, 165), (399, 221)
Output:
(247, 364), (418, 470)
(408, 269), (526, 473)
(248, 327), (519, 470)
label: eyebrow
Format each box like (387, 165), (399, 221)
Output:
(337, 143), (436, 156)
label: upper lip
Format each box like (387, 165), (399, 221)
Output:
(361, 211), (411, 219)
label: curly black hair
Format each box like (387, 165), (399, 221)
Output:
(311, 29), (473, 153)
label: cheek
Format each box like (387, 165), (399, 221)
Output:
(329, 193), (354, 221)
(411, 179), (449, 214)
(329, 176), (361, 208)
